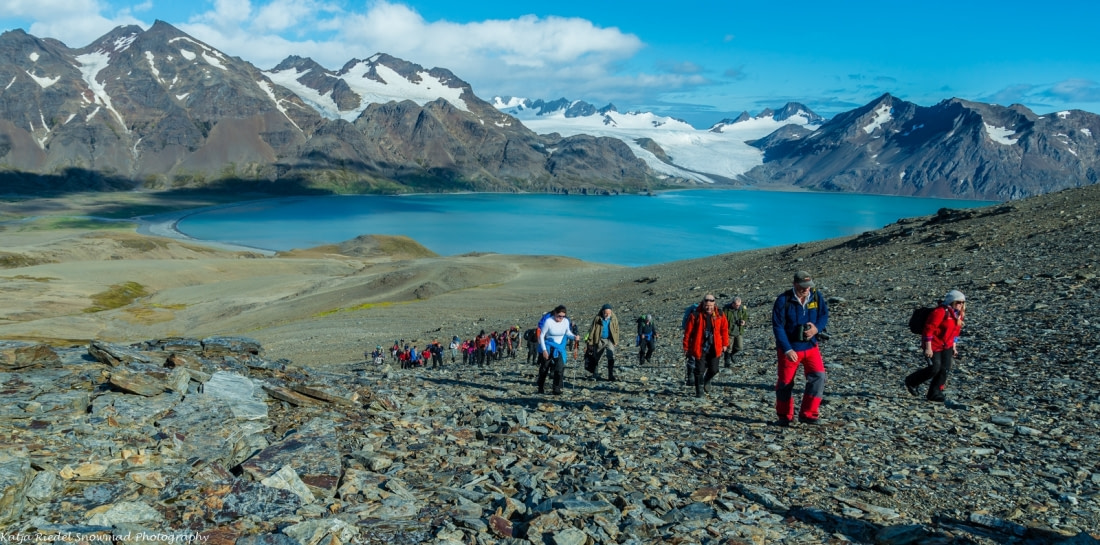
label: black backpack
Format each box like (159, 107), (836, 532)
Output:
(522, 328), (538, 343)
(908, 305), (935, 334)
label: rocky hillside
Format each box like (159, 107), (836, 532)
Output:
(743, 93), (1100, 200)
(1, 184), (1098, 543)
(0, 22), (665, 195)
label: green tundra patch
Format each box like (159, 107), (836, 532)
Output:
(84, 281), (149, 313)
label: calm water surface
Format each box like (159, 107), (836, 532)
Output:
(175, 190), (995, 266)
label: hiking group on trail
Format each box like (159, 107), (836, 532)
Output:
(369, 270), (967, 427)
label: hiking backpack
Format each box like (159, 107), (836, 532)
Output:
(908, 305), (935, 335)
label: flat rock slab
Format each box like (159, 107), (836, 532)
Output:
(239, 418), (342, 499)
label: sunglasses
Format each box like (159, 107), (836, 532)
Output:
(704, 298), (716, 302)
(555, 313), (566, 318)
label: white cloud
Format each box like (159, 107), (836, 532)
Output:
(192, 0), (252, 27)
(252, 0), (335, 33)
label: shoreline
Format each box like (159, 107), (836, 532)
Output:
(134, 202), (279, 255)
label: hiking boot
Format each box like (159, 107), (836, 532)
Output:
(904, 382), (920, 396)
(798, 416), (820, 425)
(774, 418), (791, 427)
(927, 395), (946, 403)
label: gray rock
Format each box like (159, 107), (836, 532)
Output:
(0, 452), (33, 524)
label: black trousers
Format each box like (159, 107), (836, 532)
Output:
(638, 339), (655, 363)
(537, 353), (565, 394)
(693, 352), (720, 394)
(905, 350), (954, 400)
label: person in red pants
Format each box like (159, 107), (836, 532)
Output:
(771, 271), (830, 426)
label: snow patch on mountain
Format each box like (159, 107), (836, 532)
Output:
(496, 100), (819, 183)
(984, 123), (1017, 145)
(266, 63), (469, 122)
(862, 104), (892, 134)
(75, 51), (127, 132)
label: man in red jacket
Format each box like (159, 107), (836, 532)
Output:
(682, 294), (730, 398)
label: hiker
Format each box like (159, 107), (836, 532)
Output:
(475, 331), (489, 366)
(771, 271), (829, 426)
(636, 314), (658, 365)
(431, 340), (444, 368)
(538, 305), (579, 395)
(369, 345), (384, 365)
(449, 336), (459, 363)
(681, 302), (699, 385)
(586, 304), (621, 381)
(722, 297), (748, 368)
(682, 294), (729, 397)
(487, 332), (498, 363)
(523, 328), (539, 364)
(904, 290), (966, 402)
(464, 339), (476, 365)
(508, 327), (521, 358)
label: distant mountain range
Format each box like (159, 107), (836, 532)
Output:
(0, 21), (1097, 200)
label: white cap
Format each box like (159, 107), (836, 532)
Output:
(943, 290), (966, 305)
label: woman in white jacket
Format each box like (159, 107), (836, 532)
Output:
(538, 305), (579, 395)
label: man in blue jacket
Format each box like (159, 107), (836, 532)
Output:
(771, 271), (829, 426)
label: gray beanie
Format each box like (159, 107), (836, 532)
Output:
(943, 290), (966, 305)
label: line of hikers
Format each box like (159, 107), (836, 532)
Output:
(366, 270), (966, 427)
(367, 328), (525, 369)
(527, 270), (966, 428)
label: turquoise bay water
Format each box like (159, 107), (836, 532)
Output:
(174, 190), (995, 266)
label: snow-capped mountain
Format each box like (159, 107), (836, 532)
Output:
(492, 97), (824, 183)
(2, 21), (1097, 200)
(0, 22), (662, 194)
(743, 93), (1100, 199)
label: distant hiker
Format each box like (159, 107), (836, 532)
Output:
(681, 302), (699, 384)
(771, 271), (829, 426)
(586, 304), (621, 381)
(369, 346), (384, 365)
(722, 297), (749, 368)
(904, 290), (966, 403)
(431, 340), (444, 368)
(682, 294), (729, 398)
(523, 328), (539, 364)
(636, 314), (658, 365)
(464, 340), (476, 364)
(487, 332), (498, 363)
(450, 336), (460, 363)
(538, 305), (579, 395)
(475, 331), (489, 366)
(508, 326), (521, 359)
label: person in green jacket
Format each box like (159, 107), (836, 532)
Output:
(722, 297), (748, 368)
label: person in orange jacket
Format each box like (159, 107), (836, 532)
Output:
(682, 294), (729, 398)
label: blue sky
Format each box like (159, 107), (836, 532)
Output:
(3, 0), (1099, 127)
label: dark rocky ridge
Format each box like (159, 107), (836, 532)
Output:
(743, 93), (1100, 200)
(2, 184), (1100, 543)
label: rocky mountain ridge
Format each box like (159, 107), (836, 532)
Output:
(2, 22), (1099, 200)
(0, 22), (663, 195)
(743, 93), (1100, 200)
